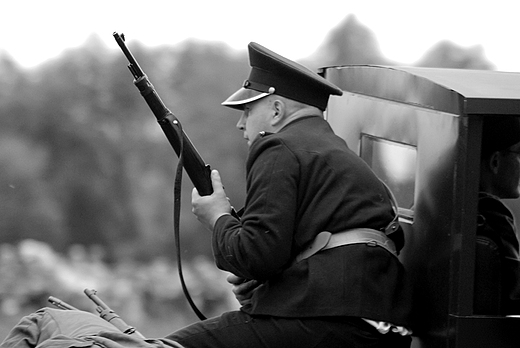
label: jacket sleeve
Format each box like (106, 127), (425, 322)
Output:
(212, 141), (298, 280)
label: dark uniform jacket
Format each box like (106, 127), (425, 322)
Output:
(212, 116), (413, 327)
(476, 192), (520, 314)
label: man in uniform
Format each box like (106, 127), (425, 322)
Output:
(167, 42), (413, 347)
(0, 42), (413, 348)
(475, 115), (520, 314)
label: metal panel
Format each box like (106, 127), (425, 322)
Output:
(325, 66), (463, 115)
(327, 92), (460, 347)
(323, 65), (520, 115)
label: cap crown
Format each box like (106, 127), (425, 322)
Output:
(222, 42), (342, 110)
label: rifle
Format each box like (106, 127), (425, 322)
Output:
(114, 32), (234, 321)
(48, 289), (145, 339)
(113, 32), (212, 196)
(83, 289), (145, 338)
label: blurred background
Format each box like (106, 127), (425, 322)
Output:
(0, 0), (516, 339)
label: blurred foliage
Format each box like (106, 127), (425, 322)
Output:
(305, 14), (494, 70)
(0, 15), (493, 262)
(0, 37), (249, 263)
(0, 239), (238, 339)
(0, 14), (494, 340)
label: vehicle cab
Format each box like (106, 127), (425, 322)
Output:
(319, 65), (520, 348)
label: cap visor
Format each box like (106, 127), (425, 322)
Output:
(222, 87), (270, 110)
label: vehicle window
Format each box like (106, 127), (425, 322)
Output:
(360, 134), (416, 222)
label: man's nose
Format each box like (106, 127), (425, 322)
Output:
(236, 115), (245, 130)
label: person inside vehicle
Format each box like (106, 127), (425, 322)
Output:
(474, 115), (520, 314)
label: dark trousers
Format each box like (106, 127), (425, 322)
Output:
(166, 311), (412, 348)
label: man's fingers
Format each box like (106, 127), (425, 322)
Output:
(232, 279), (260, 295)
(192, 170), (224, 199)
(192, 187), (201, 201)
(211, 170), (225, 194)
(227, 274), (246, 285)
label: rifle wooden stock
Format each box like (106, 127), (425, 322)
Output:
(113, 32), (212, 196)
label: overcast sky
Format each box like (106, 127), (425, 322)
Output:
(2, 0), (520, 71)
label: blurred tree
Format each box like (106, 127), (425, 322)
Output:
(0, 134), (62, 246)
(34, 42), (144, 259)
(0, 55), (67, 248)
(304, 14), (391, 70)
(415, 40), (494, 69)
(303, 14), (493, 71)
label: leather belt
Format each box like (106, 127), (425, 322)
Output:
(296, 229), (397, 263)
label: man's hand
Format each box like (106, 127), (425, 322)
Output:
(227, 274), (262, 307)
(191, 170), (232, 230)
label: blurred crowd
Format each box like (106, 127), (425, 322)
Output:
(0, 239), (238, 338)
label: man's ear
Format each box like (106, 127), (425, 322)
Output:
(488, 151), (501, 174)
(270, 100), (284, 126)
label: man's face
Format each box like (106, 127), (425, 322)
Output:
(495, 141), (520, 199)
(236, 97), (274, 147)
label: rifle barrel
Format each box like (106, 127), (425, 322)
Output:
(48, 296), (79, 310)
(113, 32), (144, 78)
(113, 31), (213, 196)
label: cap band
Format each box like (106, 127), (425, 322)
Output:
(243, 79), (276, 95)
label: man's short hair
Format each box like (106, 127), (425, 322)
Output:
(481, 116), (520, 158)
